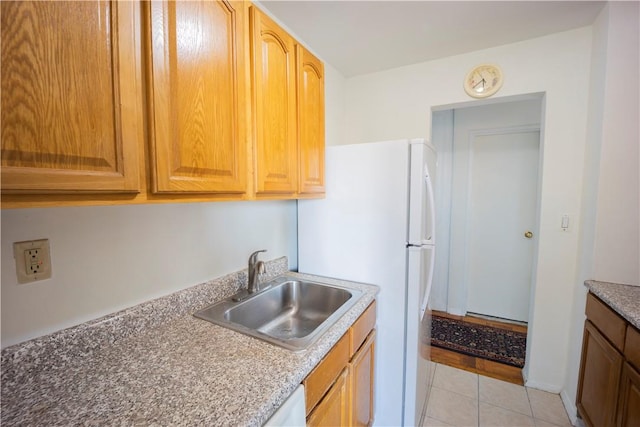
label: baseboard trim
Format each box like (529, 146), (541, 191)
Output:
(560, 388), (578, 426)
(523, 379), (562, 394)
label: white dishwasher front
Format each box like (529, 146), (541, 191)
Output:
(263, 384), (306, 427)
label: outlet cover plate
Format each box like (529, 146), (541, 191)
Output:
(13, 239), (52, 284)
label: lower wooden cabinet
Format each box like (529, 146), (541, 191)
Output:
(349, 329), (376, 426)
(577, 292), (640, 427)
(307, 368), (350, 427)
(577, 320), (623, 427)
(304, 301), (377, 426)
(617, 362), (640, 427)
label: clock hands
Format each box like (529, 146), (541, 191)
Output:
(472, 77), (486, 92)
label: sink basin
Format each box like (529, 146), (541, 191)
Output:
(194, 276), (363, 351)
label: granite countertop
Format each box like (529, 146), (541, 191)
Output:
(585, 280), (640, 330)
(1, 257), (379, 426)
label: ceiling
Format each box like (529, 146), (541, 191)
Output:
(258, 1), (606, 77)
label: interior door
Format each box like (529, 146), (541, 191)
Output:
(465, 131), (539, 322)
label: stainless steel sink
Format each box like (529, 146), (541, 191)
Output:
(194, 276), (363, 351)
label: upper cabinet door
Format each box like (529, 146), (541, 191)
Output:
(1, 1), (141, 193)
(147, 0), (247, 194)
(297, 46), (325, 195)
(250, 7), (297, 195)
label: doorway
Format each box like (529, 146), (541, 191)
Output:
(465, 129), (539, 322)
(430, 97), (543, 325)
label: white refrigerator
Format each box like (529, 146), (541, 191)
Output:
(297, 139), (437, 426)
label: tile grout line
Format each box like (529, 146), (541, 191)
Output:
(429, 363), (570, 427)
(425, 364), (459, 427)
(428, 363), (480, 426)
(525, 385), (534, 423)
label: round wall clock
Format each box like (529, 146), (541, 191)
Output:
(463, 64), (504, 98)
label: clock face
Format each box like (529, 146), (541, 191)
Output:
(464, 64), (503, 98)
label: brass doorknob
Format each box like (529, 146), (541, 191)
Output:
(524, 231), (533, 239)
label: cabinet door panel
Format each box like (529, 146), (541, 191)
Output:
(148, 0), (246, 193)
(250, 7), (297, 195)
(297, 45), (325, 195)
(577, 320), (623, 427)
(350, 330), (376, 427)
(1, 1), (140, 193)
(617, 362), (640, 427)
(307, 368), (349, 427)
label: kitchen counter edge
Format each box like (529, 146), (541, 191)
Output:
(1, 260), (380, 426)
(585, 280), (640, 330)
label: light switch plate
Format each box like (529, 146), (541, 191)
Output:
(13, 239), (52, 284)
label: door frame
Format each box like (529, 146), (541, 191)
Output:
(460, 125), (542, 321)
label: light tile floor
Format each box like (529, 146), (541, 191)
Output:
(423, 363), (572, 427)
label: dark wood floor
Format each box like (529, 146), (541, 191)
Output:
(423, 310), (527, 385)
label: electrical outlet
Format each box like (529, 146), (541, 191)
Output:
(13, 239), (52, 284)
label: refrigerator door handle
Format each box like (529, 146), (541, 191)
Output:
(423, 174), (436, 245)
(420, 246), (436, 320)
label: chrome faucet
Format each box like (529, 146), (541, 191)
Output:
(247, 249), (267, 294)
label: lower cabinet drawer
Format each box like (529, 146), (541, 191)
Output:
(586, 293), (626, 351)
(303, 332), (350, 415)
(350, 300), (376, 356)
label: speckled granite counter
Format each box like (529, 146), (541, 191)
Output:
(1, 257), (379, 426)
(585, 280), (640, 330)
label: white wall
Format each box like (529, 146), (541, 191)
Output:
(562, 6), (610, 424)
(1, 201), (297, 348)
(342, 28), (594, 392)
(591, 2), (640, 285)
(564, 2), (640, 423)
(324, 63), (347, 147)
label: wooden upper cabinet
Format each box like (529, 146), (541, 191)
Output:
(1, 1), (141, 193)
(146, 0), (247, 194)
(297, 46), (325, 195)
(250, 7), (297, 195)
